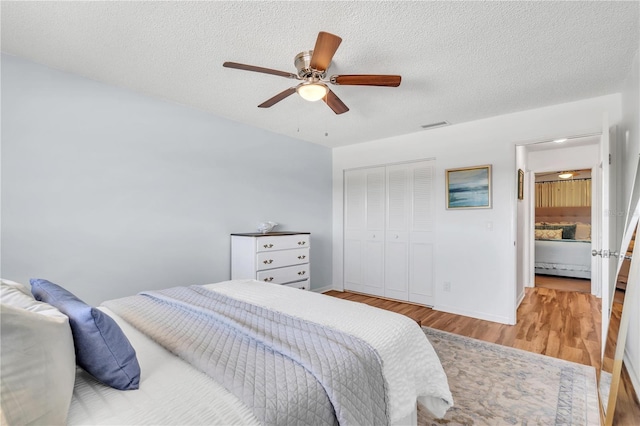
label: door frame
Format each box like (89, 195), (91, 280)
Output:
(514, 131), (605, 318)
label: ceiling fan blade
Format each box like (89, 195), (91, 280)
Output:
(323, 89), (349, 115)
(258, 87), (297, 108)
(309, 32), (342, 71)
(223, 62), (298, 79)
(331, 74), (402, 87)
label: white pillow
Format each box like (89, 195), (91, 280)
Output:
(0, 279), (76, 425)
(0, 279), (35, 304)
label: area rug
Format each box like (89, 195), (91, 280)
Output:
(418, 327), (600, 425)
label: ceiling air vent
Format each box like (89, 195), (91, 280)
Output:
(420, 121), (450, 130)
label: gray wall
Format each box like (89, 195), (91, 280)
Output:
(1, 54), (333, 305)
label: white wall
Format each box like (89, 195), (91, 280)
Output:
(528, 144), (600, 172)
(1, 55), (333, 304)
(333, 94), (622, 324)
(620, 50), (640, 396)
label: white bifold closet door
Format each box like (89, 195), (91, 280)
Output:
(343, 160), (435, 305)
(344, 167), (386, 296)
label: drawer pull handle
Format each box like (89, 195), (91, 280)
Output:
(297, 241), (306, 245)
(298, 255), (306, 260)
(263, 244), (274, 248)
(264, 277), (274, 282)
(301, 287), (306, 290)
(263, 259), (273, 264)
(298, 271), (306, 276)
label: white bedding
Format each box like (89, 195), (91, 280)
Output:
(69, 279), (452, 425)
(203, 280), (452, 421)
(68, 307), (260, 426)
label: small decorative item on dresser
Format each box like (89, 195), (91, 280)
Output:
(231, 232), (310, 290)
(257, 221), (278, 234)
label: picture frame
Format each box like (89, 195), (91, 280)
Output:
(446, 165), (492, 209)
(518, 169), (524, 200)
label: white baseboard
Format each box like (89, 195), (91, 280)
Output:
(434, 304), (512, 325)
(517, 290), (525, 308)
(312, 285), (335, 294)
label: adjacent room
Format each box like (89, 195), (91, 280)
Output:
(1, 1), (639, 425)
(534, 166), (594, 291)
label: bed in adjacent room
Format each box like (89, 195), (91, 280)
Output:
(0, 278), (453, 426)
(534, 206), (592, 279)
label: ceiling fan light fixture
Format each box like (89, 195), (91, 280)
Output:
(558, 172), (574, 179)
(297, 83), (328, 102)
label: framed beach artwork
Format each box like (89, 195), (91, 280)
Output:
(446, 165), (492, 209)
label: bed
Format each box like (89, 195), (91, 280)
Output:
(0, 278), (453, 426)
(534, 206), (592, 279)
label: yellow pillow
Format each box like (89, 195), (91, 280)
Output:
(535, 228), (563, 240)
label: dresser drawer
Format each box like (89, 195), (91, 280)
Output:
(256, 248), (309, 271)
(257, 264), (310, 285)
(256, 234), (310, 252)
(284, 280), (309, 291)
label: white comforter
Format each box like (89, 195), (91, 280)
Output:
(68, 306), (261, 425)
(204, 280), (453, 421)
(69, 280), (452, 425)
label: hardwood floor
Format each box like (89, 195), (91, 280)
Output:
(534, 273), (592, 293)
(324, 286), (640, 425)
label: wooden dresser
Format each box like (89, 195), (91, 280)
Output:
(231, 232), (310, 290)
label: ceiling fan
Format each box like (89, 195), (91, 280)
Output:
(223, 31), (401, 115)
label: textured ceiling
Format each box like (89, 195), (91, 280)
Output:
(1, 1), (638, 148)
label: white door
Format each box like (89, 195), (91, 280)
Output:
(363, 168), (386, 296)
(344, 161), (435, 304)
(343, 167), (386, 296)
(408, 160), (436, 305)
(384, 160), (436, 303)
(597, 116), (618, 352)
(344, 169), (366, 293)
(384, 164), (411, 300)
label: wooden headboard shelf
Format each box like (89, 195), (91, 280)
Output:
(535, 206), (591, 224)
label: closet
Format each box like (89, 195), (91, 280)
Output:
(343, 159), (435, 305)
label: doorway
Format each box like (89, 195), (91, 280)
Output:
(517, 135), (602, 298)
(516, 128), (622, 356)
(532, 169), (593, 294)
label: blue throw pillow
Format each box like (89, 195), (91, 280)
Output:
(30, 279), (140, 390)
